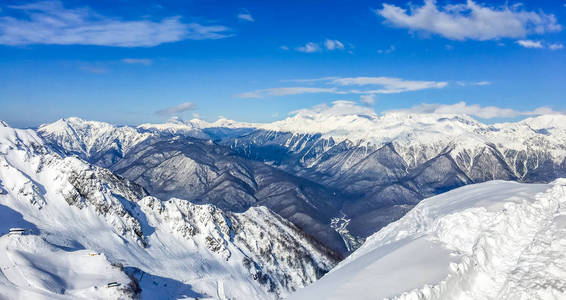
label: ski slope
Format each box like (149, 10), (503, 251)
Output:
(289, 180), (566, 300)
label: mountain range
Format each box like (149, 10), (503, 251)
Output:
(2, 106), (566, 299)
(0, 122), (337, 299)
(38, 107), (566, 254)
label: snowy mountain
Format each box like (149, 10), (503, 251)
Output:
(38, 109), (566, 256)
(213, 108), (566, 240)
(38, 117), (153, 168)
(0, 122), (338, 299)
(289, 179), (566, 300)
(8, 107), (566, 299)
(39, 118), (349, 255)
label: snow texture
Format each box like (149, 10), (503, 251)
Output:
(0, 123), (338, 299)
(289, 180), (566, 300)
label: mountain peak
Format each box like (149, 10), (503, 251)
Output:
(165, 116), (186, 124)
(519, 114), (566, 130)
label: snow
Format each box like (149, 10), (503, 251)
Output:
(129, 103), (566, 171)
(38, 117), (152, 163)
(0, 122), (336, 299)
(21, 110), (566, 298)
(330, 214), (364, 252)
(0, 234), (133, 299)
(38, 109), (566, 179)
(137, 117), (256, 137)
(289, 180), (566, 300)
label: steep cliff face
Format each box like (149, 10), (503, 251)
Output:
(0, 122), (338, 299)
(138, 197), (338, 297)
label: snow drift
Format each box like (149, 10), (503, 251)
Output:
(289, 179), (566, 300)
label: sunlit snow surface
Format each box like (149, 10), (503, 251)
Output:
(0, 123), (337, 299)
(289, 180), (566, 300)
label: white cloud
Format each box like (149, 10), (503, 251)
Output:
(239, 76), (449, 98)
(329, 76), (448, 93)
(296, 42), (321, 53)
(377, 45), (395, 54)
(324, 39), (344, 50)
(360, 94), (376, 105)
(155, 102), (197, 116)
(456, 81), (491, 86)
(290, 100), (376, 119)
(237, 87), (338, 98)
(376, 0), (561, 41)
(122, 58), (152, 65)
(295, 39), (348, 53)
(389, 101), (561, 119)
(516, 40), (544, 48)
(515, 40), (565, 50)
(0, 1), (231, 47)
(237, 10), (254, 22)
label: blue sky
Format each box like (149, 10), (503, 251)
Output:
(0, 0), (565, 128)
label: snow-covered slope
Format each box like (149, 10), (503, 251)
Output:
(0, 122), (338, 299)
(289, 179), (566, 300)
(216, 109), (566, 241)
(40, 118), (348, 255)
(138, 116), (256, 136)
(38, 117), (152, 168)
(0, 234), (136, 299)
(38, 111), (566, 255)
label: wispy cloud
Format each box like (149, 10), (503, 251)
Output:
(376, 0), (561, 41)
(456, 81), (491, 86)
(324, 39), (344, 50)
(377, 45), (395, 54)
(155, 102), (197, 116)
(516, 40), (564, 50)
(0, 1), (231, 47)
(237, 9), (254, 22)
(237, 87), (339, 98)
(329, 76), (447, 90)
(360, 94), (376, 105)
(296, 42), (321, 53)
(388, 101), (561, 119)
(122, 58), (152, 65)
(312, 76), (448, 94)
(238, 76), (452, 98)
(516, 40), (544, 48)
(295, 39), (348, 53)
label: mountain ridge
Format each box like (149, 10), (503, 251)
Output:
(0, 122), (338, 299)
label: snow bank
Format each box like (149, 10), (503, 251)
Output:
(289, 180), (566, 300)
